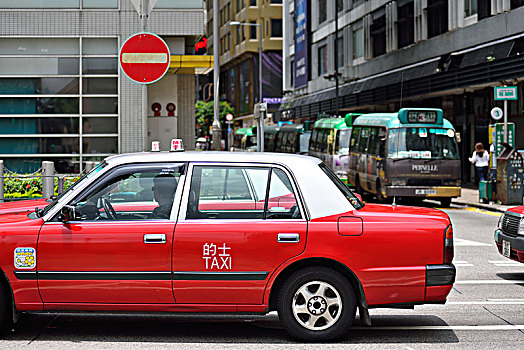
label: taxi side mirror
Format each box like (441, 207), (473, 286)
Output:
(355, 193), (363, 202)
(59, 205), (76, 222)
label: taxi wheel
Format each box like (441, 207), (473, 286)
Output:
(277, 267), (356, 341)
(0, 281), (13, 334)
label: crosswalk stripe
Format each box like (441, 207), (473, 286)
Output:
(352, 325), (524, 331)
(455, 280), (523, 284)
(454, 238), (491, 246)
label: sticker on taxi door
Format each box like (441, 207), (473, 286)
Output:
(14, 247), (36, 269)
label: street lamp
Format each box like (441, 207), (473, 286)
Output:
(230, 20), (264, 152)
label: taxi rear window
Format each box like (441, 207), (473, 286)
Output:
(319, 163), (364, 210)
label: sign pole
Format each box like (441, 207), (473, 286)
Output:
(141, 0), (149, 152)
(212, 0), (221, 150)
(503, 99), (507, 143)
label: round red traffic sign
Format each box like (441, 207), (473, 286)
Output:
(120, 32), (171, 84)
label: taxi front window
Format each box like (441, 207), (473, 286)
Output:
(39, 161), (107, 217)
(387, 127), (460, 160)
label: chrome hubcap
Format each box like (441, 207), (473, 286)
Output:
(292, 281), (342, 331)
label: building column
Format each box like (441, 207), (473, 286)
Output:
(386, 1), (397, 52)
(363, 14), (372, 60)
(449, 0), (464, 30)
(177, 74), (196, 151)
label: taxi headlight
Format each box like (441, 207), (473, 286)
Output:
(519, 217), (524, 236)
(497, 213), (504, 229)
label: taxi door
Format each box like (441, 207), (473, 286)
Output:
(172, 164), (307, 305)
(36, 163), (184, 305)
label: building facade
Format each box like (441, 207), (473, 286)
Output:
(206, 0), (283, 128)
(0, 0), (206, 173)
(280, 0), (524, 182)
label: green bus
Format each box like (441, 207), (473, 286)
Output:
(274, 124), (311, 154)
(308, 115), (359, 183)
(348, 108), (461, 206)
(232, 127), (257, 152)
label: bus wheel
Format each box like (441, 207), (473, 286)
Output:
(439, 198), (452, 208)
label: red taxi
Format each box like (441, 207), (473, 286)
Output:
(0, 150), (455, 341)
(495, 206), (524, 263)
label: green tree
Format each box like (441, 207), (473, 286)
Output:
(195, 100), (235, 137)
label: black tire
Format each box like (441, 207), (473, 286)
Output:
(440, 198), (452, 208)
(277, 267), (357, 341)
(0, 281), (13, 334)
(375, 180), (388, 203)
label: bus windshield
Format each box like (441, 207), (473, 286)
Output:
(388, 127), (460, 160)
(336, 129), (351, 155)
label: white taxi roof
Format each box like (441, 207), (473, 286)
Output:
(105, 151), (354, 219)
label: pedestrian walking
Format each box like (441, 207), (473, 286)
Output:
(469, 142), (489, 182)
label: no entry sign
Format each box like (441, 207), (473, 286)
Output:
(120, 32), (171, 84)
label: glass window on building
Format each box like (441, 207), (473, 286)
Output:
(0, 37), (118, 173)
(465, 0), (478, 16)
(250, 21), (257, 39)
(318, 45), (327, 76)
(353, 27), (364, 59)
(336, 0), (343, 11)
(271, 19), (283, 37)
(155, 0), (204, 8)
(0, 0), (118, 9)
(427, 0), (448, 38)
(319, 0), (327, 24)
(250, 0), (257, 6)
(397, 1), (414, 49)
(371, 14), (386, 57)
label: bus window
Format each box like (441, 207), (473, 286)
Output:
(357, 127), (369, 153)
(320, 129), (329, 153)
(350, 127), (360, 152)
(377, 128), (386, 157)
(288, 132), (297, 153)
(367, 127), (379, 155)
(336, 129), (351, 155)
(299, 131), (311, 153)
(309, 129), (318, 152)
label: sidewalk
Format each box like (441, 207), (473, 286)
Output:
(452, 188), (517, 213)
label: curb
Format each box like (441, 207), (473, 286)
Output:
(452, 200), (508, 213)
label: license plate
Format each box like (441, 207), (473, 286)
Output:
(415, 189), (436, 195)
(502, 240), (511, 258)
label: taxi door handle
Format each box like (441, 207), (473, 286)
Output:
(144, 234), (166, 244)
(277, 233), (300, 243)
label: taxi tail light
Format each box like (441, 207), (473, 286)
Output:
(444, 224), (454, 264)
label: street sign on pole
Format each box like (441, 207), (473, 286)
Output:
(490, 107), (503, 120)
(494, 86), (518, 100)
(494, 86), (518, 143)
(120, 32), (171, 84)
(225, 113), (234, 122)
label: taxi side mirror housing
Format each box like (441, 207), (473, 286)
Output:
(59, 205), (76, 222)
(355, 193), (363, 202)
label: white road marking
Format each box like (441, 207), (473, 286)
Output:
(446, 301), (524, 305)
(454, 260), (475, 267)
(454, 238), (491, 247)
(488, 260), (522, 267)
(455, 280), (524, 284)
(352, 325), (524, 331)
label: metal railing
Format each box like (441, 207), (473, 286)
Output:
(0, 160), (84, 202)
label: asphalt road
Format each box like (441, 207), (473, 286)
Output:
(0, 203), (522, 349)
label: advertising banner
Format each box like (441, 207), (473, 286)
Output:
(294, 0), (308, 88)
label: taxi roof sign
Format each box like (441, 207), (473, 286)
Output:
(170, 139), (184, 152)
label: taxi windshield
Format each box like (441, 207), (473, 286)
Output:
(387, 127), (459, 160)
(39, 161), (107, 217)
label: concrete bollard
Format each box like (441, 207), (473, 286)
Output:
(0, 160), (4, 203)
(42, 161), (55, 199)
(57, 176), (64, 195)
(85, 161), (95, 173)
